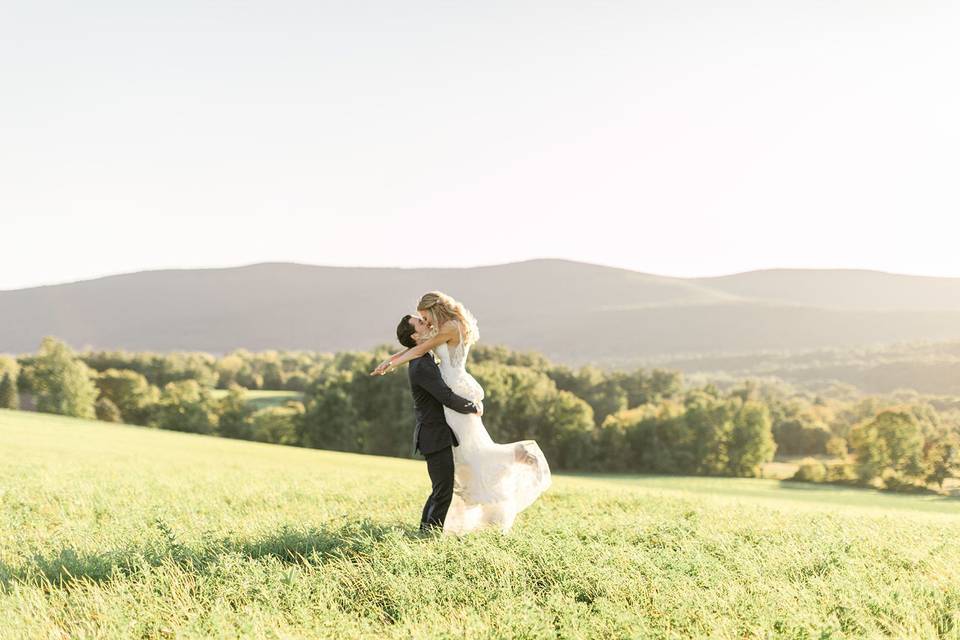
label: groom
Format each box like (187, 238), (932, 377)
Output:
(396, 314), (482, 533)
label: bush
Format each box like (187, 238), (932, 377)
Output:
(824, 462), (857, 484)
(791, 458), (827, 483)
(881, 470), (931, 493)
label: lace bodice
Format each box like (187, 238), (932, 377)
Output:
(433, 321), (470, 371)
(435, 338), (468, 372)
(433, 322), (483, 402)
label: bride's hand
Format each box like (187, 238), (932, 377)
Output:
(370, 361), (391, 376)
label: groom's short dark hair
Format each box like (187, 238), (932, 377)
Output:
(397, 314), (417, 348)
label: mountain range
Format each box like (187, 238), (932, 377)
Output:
(3, 259), (960, 366)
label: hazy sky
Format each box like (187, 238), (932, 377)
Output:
(2, 0), (958, 290)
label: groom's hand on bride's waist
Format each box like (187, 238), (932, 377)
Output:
(475, 401), (483, 417)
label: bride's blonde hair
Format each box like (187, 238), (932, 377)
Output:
(417, 291), (480, 348)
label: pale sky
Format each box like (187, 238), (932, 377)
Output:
(2, 0), (959, 290)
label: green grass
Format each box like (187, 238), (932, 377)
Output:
(1, 408), (959, 639)
(209, 389), (304, 410)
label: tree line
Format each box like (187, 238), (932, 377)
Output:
(2, 337), (958, 490)
(650, 340), (960, 395)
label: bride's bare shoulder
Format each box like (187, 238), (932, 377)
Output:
(440, 319), (462, 344)
(439, 319), (461, 333)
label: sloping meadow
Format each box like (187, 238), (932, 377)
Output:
(1, 409), (959, 639)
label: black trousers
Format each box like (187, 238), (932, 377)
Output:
(420, 445), (455, 532)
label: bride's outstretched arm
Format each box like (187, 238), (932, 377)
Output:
(370, 322), (458, 375)
(383, 346), (412, 363)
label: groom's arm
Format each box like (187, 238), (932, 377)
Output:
(413, 360), (479, 415)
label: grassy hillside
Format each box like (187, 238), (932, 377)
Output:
(1, 409), (959, 639)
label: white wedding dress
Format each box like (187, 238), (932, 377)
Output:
(435, 327), (552, 534)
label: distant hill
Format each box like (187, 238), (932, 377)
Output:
(3, 259), (960, 365)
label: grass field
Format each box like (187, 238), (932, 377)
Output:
(208, 390), (304, 410)
(2, 408), (959, 639)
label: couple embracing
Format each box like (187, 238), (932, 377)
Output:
(370, 291), (551, 535)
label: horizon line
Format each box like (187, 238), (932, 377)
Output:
(3, 258), (959, 293)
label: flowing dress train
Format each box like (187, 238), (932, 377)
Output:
(434, 328), (551, 534)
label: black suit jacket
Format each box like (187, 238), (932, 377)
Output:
(408, 354), (479, 456)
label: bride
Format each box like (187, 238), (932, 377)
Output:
(371, 291), (551, 534)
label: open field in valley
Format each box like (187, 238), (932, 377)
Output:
(1, 409), (958, 639)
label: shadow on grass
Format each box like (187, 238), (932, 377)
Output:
(0, 519), (419, 593)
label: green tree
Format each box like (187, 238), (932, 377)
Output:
(96, 369), (159, 424)
(831, 397), (884, 439)
(595, 411), (635, 472)
(216, 354), (246, 389)
(631, 401), (690, 473)
(647, 369), (684, 401)
(773, 416), (832, 456)
(29, 337), (98, 418)
(251, 403), (304, 445)
(301, 373), (365, 452)
(683, 390), (733, 475)
(285, 373), (310, 392)
(925, 433), (960, 489)
(470, 345), (552, 369)
(260, 352), (286, 389)
(0, 355), (20, 406)
(849, 409), (926, 488)
(345, 351), (419, 457)
(826, 436), (848, 459)
(151, 380), (218, 434)
(0, 372), (18, 409)
(542, 389), (596, 470)
(726, 401), (776, 477)
(548, 366), (627, 426)
(611, 368), (682, 408)
(95, 396), (123, 423)
(474, 363), (595, 469)
(599, 402), (677, 472)
(217, 385), (255, 440)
